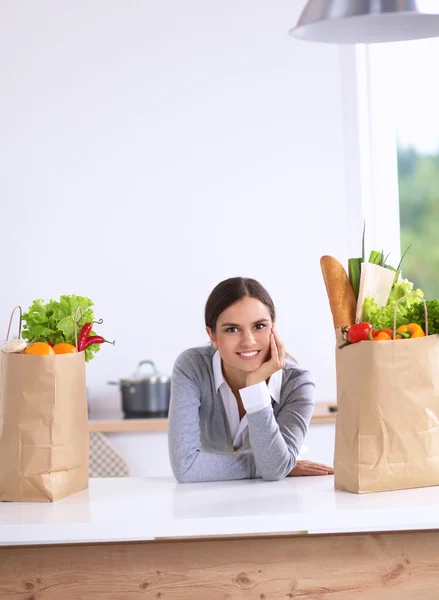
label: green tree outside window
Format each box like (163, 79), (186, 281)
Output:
(398, 146), (439, 299)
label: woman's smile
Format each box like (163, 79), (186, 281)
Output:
(236, 350), (261, 360)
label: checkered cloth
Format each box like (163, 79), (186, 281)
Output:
(89, 432), (131, 478)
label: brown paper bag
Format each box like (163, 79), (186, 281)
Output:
(0, 306), (89, 502)
(334, 295), (439, 494)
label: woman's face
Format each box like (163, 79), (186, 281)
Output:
(207, 296), (274, 374)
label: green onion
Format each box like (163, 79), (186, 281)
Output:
(369, 250), (384, 265)
(348, 258), (362, 300)
(348, 220), (366, 300)
(361, 220), (365, 262)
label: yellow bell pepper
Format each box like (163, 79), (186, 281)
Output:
(395, 323), (425, 339)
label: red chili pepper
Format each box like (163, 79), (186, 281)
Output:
(78, 322), (93, 352)
(83, 335), (115, 349)
(77, 318), (104, 352)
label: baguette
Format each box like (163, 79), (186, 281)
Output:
(320, 255), (357, 329)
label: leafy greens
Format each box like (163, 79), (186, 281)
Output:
(21, 295), (100, 362)
(362, 279), (424, 330)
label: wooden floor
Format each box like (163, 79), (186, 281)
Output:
(1, 530), (438, 599)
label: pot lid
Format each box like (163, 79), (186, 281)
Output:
(108, 360), (170, 385)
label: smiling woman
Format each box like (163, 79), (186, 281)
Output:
(168, 277), (334, 483)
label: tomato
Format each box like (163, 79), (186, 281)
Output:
(344, 322), (373, 344)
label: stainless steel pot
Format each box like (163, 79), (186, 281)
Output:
(108, 360), (171, 418)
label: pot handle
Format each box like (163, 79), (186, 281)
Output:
(135, 360), (159, 377)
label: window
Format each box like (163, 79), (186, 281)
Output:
(365, 39), (439, 297)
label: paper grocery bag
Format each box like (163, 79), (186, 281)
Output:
(334, 333), (439, 494)
(0, 307), (89, 502)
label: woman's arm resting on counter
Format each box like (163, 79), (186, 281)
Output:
(168, 358), (252, 483)
(241, 371), (315, 481)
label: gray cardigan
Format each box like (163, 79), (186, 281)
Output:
(168, 345), (315, 483)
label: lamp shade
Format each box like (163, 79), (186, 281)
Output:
(289, 0), (439, 44)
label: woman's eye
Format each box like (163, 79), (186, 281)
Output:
(225, 324), (265, 333)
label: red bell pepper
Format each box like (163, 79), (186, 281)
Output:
(339, 322), (373, 349)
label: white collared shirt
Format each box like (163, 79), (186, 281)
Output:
(212, 350), (283, 448)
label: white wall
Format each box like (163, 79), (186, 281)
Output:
(0, 1), (360, 410)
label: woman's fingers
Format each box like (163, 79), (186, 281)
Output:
(273, 329), (285, 368)
(245, 330), (287, 387)
(302, 461), (333, 469)
(304, 466), (330, 473)
(306, 467), (333, 474)
(244, 332), (285, 386)
(295, 469), (330, 476)
(289, 460), (335, 476)
(270, 332), (279, 364)
(275, 330), (284, 355)
(290, 469), (328, 477)
(302, 461), (334, 473)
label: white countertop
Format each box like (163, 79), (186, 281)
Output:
(1, 476), (439, 546)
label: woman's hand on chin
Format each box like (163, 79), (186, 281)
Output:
(245, 329), (285, 387)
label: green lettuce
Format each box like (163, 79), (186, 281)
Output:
(21, 295), (100, 362)
(407, 299), (439, 334)
(362, 279), (424, 330)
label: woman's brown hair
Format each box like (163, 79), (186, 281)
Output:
(205, 277), (276, 333)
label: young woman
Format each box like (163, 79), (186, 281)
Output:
(168, 277), (334, 483)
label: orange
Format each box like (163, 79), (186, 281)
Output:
(24, 342), (55, 356)
(53, 343), (77, 354)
